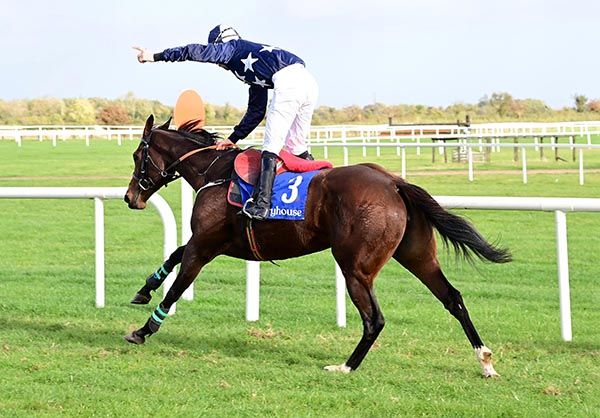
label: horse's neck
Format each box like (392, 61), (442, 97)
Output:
(178, 167), (204, 190)
(176, 150), (235, 191)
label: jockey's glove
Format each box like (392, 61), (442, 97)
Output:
(133, 47), (154, 63)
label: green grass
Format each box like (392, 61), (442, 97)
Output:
(1, 138), (600, 417)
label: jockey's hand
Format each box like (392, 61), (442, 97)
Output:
(215, 138), (237, 150)
(133, 46), (154, 63)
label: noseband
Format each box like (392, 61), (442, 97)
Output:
(133, 133), (217, 191)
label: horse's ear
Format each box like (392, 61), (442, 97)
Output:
(143, 114), (154, 139)
(157, 116), (172, 131)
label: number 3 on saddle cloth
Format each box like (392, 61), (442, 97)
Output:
(227, 149), (333, 220)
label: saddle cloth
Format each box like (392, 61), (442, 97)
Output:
(227, 149), (332, 220)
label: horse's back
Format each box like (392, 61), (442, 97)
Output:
(316, 163), (403, 204)
(309, 163), (407, 248)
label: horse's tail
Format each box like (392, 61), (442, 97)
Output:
(396, 180), (512, 264)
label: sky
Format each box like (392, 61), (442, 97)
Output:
(1, 0), (599, 109)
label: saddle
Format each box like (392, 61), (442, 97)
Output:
(233, 149), (332, 185)
(227, 149), (333, 208)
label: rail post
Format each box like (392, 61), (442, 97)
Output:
(522, 147), (528, 184)
(579, 149), (584, 185)
(555, 210), (572, 342)
(468, 147), (474, 182)
(94, 197), (105, 308)
(181, 179), (195, 301)
(335, 262), (346, 328)
(246, 261), (260, 321)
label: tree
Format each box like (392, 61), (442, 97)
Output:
(343, 105), (363, 122)
(204, 103), (216, 121)
(574, 94), (588, 113)
(0, 100), (28, 124)
(64, 98), (96, 124)
(489, 92), (514, 117)
(26, 98), (65, 124)
(0, 93), (597, 126)
(519, 99), (549, 113)
(97, 103), (131, 125)
(588, 100), (600, 113)
(151, 100), (172, 123)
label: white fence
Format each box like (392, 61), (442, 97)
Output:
(0, 187), (190, 311)
(3, 121), (599, 184)
(437, 196), (600, 342)
(1, 186), (597, 341)
(319, 142), (600, 184)
(2, 120), (600, 147)
(234, 196), (600, 342)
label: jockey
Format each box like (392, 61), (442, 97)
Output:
(134, 24), (319, 221)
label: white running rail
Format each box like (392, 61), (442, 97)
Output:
(239, 196), (600, 342)
(0, 187), (180, 309)
(434, 196), (600, 342)
(2, 189), (598, 341)
(2, 121), (599, 146)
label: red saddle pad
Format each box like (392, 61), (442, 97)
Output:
(234, 149), (333, 185)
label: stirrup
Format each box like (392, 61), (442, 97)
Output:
(241, 198), (269, 220)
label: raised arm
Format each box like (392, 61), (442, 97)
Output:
(229, 85), (268, 143)
(155, 43), (235, 65)
(133, 42), (236, 65)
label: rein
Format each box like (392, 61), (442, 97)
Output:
(134, 130), (224, 191)
(163, 145), (217, 175)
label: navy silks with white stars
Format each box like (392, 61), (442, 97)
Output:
(155, 40), (305, 142)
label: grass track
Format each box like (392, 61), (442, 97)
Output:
(1, 138), (600, 417)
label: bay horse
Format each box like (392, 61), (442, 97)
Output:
(123, 115), (511, 377)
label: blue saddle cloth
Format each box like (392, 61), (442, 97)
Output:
(237, 170), (320, 220)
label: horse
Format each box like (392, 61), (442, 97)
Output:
(123, 115), (512, 377)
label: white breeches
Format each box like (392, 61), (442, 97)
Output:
(263, 64), (319, 156)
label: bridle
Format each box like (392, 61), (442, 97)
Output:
(132, 132), (219, 192)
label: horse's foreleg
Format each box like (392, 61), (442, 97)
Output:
(131, 245), (187, 304)
(396, 253), (499, 377)
(125, 248), (209, 344)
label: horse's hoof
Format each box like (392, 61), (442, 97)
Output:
(475, 346), (500, 378)
(483, 370), (500, 378)
(124, 331), (145, 345)
(323, 363), (352, 373)
(130, 293), (151, 305)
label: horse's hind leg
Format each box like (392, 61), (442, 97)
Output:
(324, 268), (385, 373)
(394, 244), (499, 377)
(131, 245), (186, 304)
(325, 241), (395, 372)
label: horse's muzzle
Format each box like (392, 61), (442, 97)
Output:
(124, 191), (146, 210)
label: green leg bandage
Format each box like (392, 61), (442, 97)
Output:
(148, 305), (169, 333)
(146, 265), (170, 289)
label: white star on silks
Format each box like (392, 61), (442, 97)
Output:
(252, 77), (269, 88)
(241, 52), (258, 72)
(259, 45), (277, 53)
(234, 70), (246, 82)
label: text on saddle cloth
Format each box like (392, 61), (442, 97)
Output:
(228, 170), (320, 220)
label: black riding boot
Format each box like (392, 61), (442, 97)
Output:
(296, 150), (314, 160)
(242, 151), (278, 220)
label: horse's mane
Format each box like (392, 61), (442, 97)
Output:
(156, 118), (221, 147)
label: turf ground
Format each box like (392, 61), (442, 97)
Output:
(1, 136), (600, 417)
